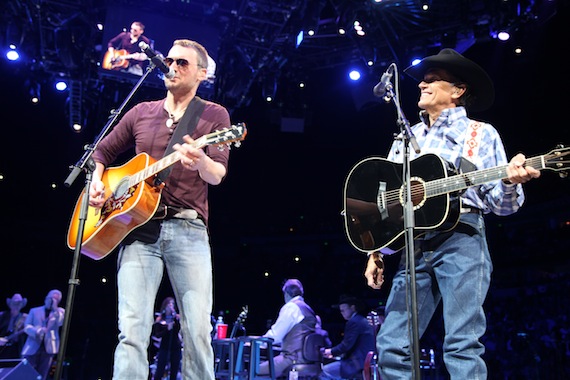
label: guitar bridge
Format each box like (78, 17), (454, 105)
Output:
(376, 181), (388, 220)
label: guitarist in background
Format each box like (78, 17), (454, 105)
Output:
(105, 21), (152, 75)
(363, 49), (540, 379)
(89, 39), (232, 380)
(151, 297), (182, 380)
(0, 293), (28, 359)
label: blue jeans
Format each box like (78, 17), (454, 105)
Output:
(112, 218), (214, 380)
(320, 361), (344, 379)
(377, 213), (491, 380)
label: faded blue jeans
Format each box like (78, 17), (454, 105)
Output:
(377, 212), (491, 380)
(112, 218), (214, 380)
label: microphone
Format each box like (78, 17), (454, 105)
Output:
(138, 41), (175, 79)
(373, 63), (395, 97)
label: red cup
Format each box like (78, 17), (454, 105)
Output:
(217, 323), (228, 339)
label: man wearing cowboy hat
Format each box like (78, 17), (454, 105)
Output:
(364, 48), (540, 379)
(0, 293), (28, 359)
(321, 295), (375, 380)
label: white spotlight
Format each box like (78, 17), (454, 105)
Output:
(6, 50), (19, 61)
(55, 81), (68, 91)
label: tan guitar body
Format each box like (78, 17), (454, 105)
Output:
(102, 49), (131, 70)
(66, 123), (247, 261)
(67, 153), (161, 260)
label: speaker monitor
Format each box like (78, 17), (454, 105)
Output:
(0, 359), (41, 380)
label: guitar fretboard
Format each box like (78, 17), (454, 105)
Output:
(128, 151), (182, 187)
(121, 123), (246, 188)
(426, 155), (544, 197)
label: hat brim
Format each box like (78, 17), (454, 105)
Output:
(332, 297), (359, 309)
(6, 298), (27, 308)
(404, 48), (495, 112)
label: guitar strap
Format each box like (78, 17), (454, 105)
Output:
(460, 120), (483, 173)
(462, 120), (483, 162)
(156, 96), (206, 184)
(124, 96), (206, 246)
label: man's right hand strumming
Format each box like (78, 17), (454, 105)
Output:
(365, 252), (385, 290)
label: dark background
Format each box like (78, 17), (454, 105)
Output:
(0, 0), (569, 378)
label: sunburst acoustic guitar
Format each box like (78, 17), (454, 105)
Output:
(102, 49), (137, 70)
(67, 123), (247, 260)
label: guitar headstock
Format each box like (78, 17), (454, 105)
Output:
(235, 305), (248, 325)
(544, 144), (569, 178)
(366, 309), (385, 334)
(197, 123), (247, 150)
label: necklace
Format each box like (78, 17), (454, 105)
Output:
(164, 103), (187, 129)
(166, 111), (175, 129)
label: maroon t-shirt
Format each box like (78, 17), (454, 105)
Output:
(107, 32), (152, 70)
(92, 98), (231, 225)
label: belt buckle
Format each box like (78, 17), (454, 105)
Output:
(172, 209), (198, 220)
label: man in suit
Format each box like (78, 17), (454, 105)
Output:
(321, 295), (375, 380)
(21, 289), (65, 380)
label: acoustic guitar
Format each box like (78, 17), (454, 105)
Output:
(229, 305), (249, 339)
(67, 123), (247, 260)
(343, 145), (569, 254)
(102, 49), (135, 70)
(0, 330), (24, 347)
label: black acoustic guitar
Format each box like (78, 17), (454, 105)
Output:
(343, 145), (569, 254)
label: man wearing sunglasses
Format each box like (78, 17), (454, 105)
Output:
(89, 39), (233, 380)
(363, 49), (540, 379)
(106, 21), (153, 76)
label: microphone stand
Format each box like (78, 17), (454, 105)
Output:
(57, 62), (159, 380)
(381, 65), (422, 379)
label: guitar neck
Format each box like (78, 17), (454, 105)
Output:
(123, 123), (246, 188)
(427, 155), (544, 197)
(128, 151), (182, 187)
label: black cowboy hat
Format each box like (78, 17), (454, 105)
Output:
(334, 294), (358, 307)
(332, 294), (368, 313)
(404, 48), (495, 112)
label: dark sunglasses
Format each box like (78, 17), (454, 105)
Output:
(423, 77), (452, 84)
(164, 57), (192, 68)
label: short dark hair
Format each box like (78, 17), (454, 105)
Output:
(132, 21), (145, 30)
(173, 39), (209, 68)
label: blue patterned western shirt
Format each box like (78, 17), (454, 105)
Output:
(386, 107), (524, 216)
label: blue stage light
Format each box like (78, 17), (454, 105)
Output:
(6, 49), (19, 61)
(348, 70), (361, 81)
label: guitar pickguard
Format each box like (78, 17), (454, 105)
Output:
(343, 154), (460, 253)
(95, 185), (137, 227)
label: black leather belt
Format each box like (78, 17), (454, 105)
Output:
(153, 205), (201, 221)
